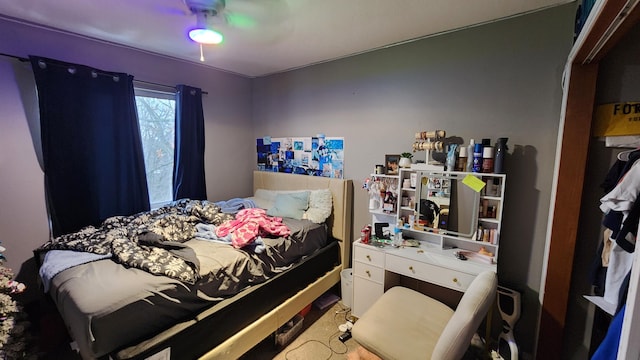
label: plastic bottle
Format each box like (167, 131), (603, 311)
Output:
(472, 143), (483, 173)
(465, 139), (475, 172)
(494, 138), (509, 174)
(393, 227), (403, 246)
(482, 146), (494, 173)
(446, 144), (458, 171)
(456, 146), (468, 171)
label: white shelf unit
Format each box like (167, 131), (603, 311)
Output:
(369, 167), (506, 264)
(367, 173), (400, 234)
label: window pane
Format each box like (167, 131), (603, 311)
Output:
(135, 93), (175, 206)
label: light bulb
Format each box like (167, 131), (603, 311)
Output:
(188, 28), (223, 44)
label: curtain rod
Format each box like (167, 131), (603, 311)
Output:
(0, 52), (208, 95)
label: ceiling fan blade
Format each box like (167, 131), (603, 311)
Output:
(154, 4), (191, 16)
(223, 11), (257, 29)
(223, 0), (289, 29)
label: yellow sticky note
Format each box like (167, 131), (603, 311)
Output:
(462, 175), (486, 193)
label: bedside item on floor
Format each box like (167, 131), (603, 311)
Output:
(497, 286), (521, 360)
(275, 314), (304, 347)
(313, 292), (341, 310)
(341, 268), (353, 309)
(338, 330), (352, 342)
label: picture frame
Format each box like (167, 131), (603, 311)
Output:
(385, 154), (400, 175)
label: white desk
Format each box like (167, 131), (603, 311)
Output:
(352, 238), (497, 318)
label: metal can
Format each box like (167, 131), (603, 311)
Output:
(361, 226), (370, 244)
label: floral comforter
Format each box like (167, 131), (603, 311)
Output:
(36, 199), (234, 284)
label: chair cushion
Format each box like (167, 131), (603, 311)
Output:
(352, 286), (454, 360)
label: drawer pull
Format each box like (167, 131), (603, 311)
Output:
(366, 255), (371, 261)
(365, 270), (371, 277)
(453, 278), (458, 283)
(409, 266), (414, 272)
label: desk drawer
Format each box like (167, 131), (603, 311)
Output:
(353, 245), (384, 266)
(385, 254), (476, 291)
(353, 261), (385, 283)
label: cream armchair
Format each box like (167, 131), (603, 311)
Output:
(351, 270), (498, 360)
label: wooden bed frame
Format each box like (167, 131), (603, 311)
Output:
(199, 171), (353, 359)
(114, 171), (353, 360)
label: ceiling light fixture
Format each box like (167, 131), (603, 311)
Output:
(188, 11), (224, 45)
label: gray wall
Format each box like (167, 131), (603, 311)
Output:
(0, 19), (254, 301)
(252, 4), (576, 356)
(0, 4), (580, 358)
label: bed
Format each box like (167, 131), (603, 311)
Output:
(37, 171), (353, 359)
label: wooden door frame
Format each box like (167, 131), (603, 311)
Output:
(537, 1), (640, 358)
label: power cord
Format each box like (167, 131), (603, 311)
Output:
(283, 304), (354, 359)
(284, 331), (348, 360)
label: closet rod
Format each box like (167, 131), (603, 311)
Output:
(0, 52), (208, 95)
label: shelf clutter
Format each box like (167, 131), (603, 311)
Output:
(364, 133), (508, 266)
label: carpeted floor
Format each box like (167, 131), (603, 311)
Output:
(241, 299), (359, 360)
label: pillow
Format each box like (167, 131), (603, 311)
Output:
(245, 196), (273, 210)
(254, 188), (333, 223)
(304, 189), (333, 224)
(254, 189), (279, 203)
(266, 191), (310, 220)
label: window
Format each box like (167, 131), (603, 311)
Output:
(134, 89), (175, 207)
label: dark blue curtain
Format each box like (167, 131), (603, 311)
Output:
(173, 84), (207, 200)
(30, 56), (150, 237)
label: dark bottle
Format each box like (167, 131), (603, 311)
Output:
(494, 138), (508, 174)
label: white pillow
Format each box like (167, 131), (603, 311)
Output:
(304, 189), (332, 223)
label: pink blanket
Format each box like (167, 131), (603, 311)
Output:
(215, 208), (291, 248)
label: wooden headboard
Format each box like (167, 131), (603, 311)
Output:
(253, 171), (353, 268)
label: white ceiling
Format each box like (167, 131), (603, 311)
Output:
(0, 0), (573, 78)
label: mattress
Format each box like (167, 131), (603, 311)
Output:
(116, 240), (340, 360)
(46, 217), (330, 359)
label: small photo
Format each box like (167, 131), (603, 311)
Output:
(385, 154), (400, 175)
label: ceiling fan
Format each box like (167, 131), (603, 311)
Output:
(184, 0), (228, 44)
(183, 0), (287, 45)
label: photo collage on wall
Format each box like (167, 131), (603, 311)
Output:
(256, 135), (344, 178)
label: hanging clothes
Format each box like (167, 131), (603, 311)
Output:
(597, 149), (640, 309)
(591, 304), (626, 360)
